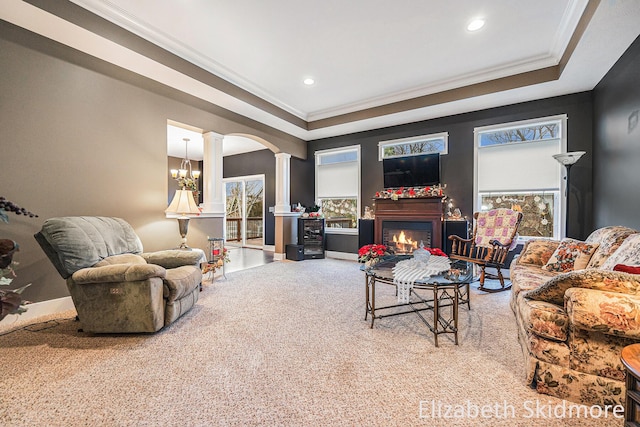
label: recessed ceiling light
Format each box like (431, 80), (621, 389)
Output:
(467, 19), (485, 32)
(303, 78), (315, 86)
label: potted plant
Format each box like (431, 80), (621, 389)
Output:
(0, 197), (38, 321)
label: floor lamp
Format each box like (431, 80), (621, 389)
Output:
(166, 189), (201, 249)
(553, 151), (586, 238)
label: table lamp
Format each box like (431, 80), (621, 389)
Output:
(165, 189), (200, 249)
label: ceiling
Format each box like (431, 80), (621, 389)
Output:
(3, 0), (640, 144)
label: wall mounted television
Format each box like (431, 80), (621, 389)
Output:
(383, 153), (440, 188)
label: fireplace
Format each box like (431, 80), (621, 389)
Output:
(382, 220), (432, 254)
(374, 197), (444, 250)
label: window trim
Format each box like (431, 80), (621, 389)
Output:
(473, 114), (568, 240)
(378, 132), (449, 161)
(314, 145), (361, 234)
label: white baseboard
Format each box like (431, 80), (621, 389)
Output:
(325, 251), (358, 261)
(263, 245), (275, 252)
(0, 296), (75, 327)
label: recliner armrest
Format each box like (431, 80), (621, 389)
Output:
(141, 250), (202, 268)
(71, 263), (166, 284)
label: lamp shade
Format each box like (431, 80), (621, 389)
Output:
(166, 190), (200, 216)
(553, 151), (586, 166)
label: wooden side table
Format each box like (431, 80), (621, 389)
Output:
(621, 343), (640, 426)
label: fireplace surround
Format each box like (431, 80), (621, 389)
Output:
(374, 197), (444, 250)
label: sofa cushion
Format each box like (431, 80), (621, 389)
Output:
(565, 287), (640, 339)
(519, 299), (569, 341)
(511, 264), (558, 296)
(585, 226), (638, 268)
(524, 269), (640, 306)
(542, 238), (599, 273)
(93, 253), (147, 266)
(601, 233), (640, 270)
(71, 263), (165, 284)
(517, 239), (559, 266)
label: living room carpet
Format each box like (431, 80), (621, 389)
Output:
(0, 259), (623, 426)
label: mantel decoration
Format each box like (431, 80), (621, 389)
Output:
(1, 196), (39, 321)
(375, 184), (445, 200)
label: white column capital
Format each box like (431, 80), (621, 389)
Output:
(203, 131), (224, 141)
(275, 152), (291, 160)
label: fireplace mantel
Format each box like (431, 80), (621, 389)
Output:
(374, 197), (444, 249)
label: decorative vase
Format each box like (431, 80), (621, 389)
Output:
(413, 241), (431, 263)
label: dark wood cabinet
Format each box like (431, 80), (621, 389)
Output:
(298, 218), (325, 259)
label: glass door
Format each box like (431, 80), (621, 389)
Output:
(224, 175), (264, 248)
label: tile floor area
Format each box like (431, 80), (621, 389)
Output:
(225, 247), (274, 274)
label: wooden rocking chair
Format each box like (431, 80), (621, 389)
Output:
(448, 208), (523, 292)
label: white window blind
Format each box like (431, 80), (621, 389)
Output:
(317, 161), (359, 198)
(477, 139), (561, 192)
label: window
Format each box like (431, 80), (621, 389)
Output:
(474, 115), (567, 239)
(315, 146), (360, 233)
(379, 132), (448, 160)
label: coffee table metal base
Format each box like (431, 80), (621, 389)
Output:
(364, 274), (470, 347)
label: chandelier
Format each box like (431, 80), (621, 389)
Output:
(170, 138), (200, 190)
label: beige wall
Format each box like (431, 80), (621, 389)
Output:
(0, 25), (299, 302)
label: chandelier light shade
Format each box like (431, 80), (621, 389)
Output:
(553, 151), (586, 238)
(170, 138), (200, 187)
(166, 189), (201, 249)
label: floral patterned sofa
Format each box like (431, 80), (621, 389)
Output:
(510, 225), (640, 406)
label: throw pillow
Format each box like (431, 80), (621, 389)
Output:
(614, 264), (640, 275)
(542, 238), (599, 273)
(601, 233), (640, 270)
(585, 226), (638, 268)
(518, 239), (559, 266)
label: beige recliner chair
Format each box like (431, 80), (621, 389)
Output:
(34, 216), (202, 333)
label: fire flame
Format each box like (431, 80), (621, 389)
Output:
(392, 230), (419, 253)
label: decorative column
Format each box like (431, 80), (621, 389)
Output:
(273, 152), (299, 259)
(201, 131), (225, 216)
(274, 152), (292, 214)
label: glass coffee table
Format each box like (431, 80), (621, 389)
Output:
(362, 256), (473, 347)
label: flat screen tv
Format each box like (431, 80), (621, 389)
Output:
(383, 153), (440, 188)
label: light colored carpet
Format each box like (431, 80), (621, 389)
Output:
(0, 259), (624, 426)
